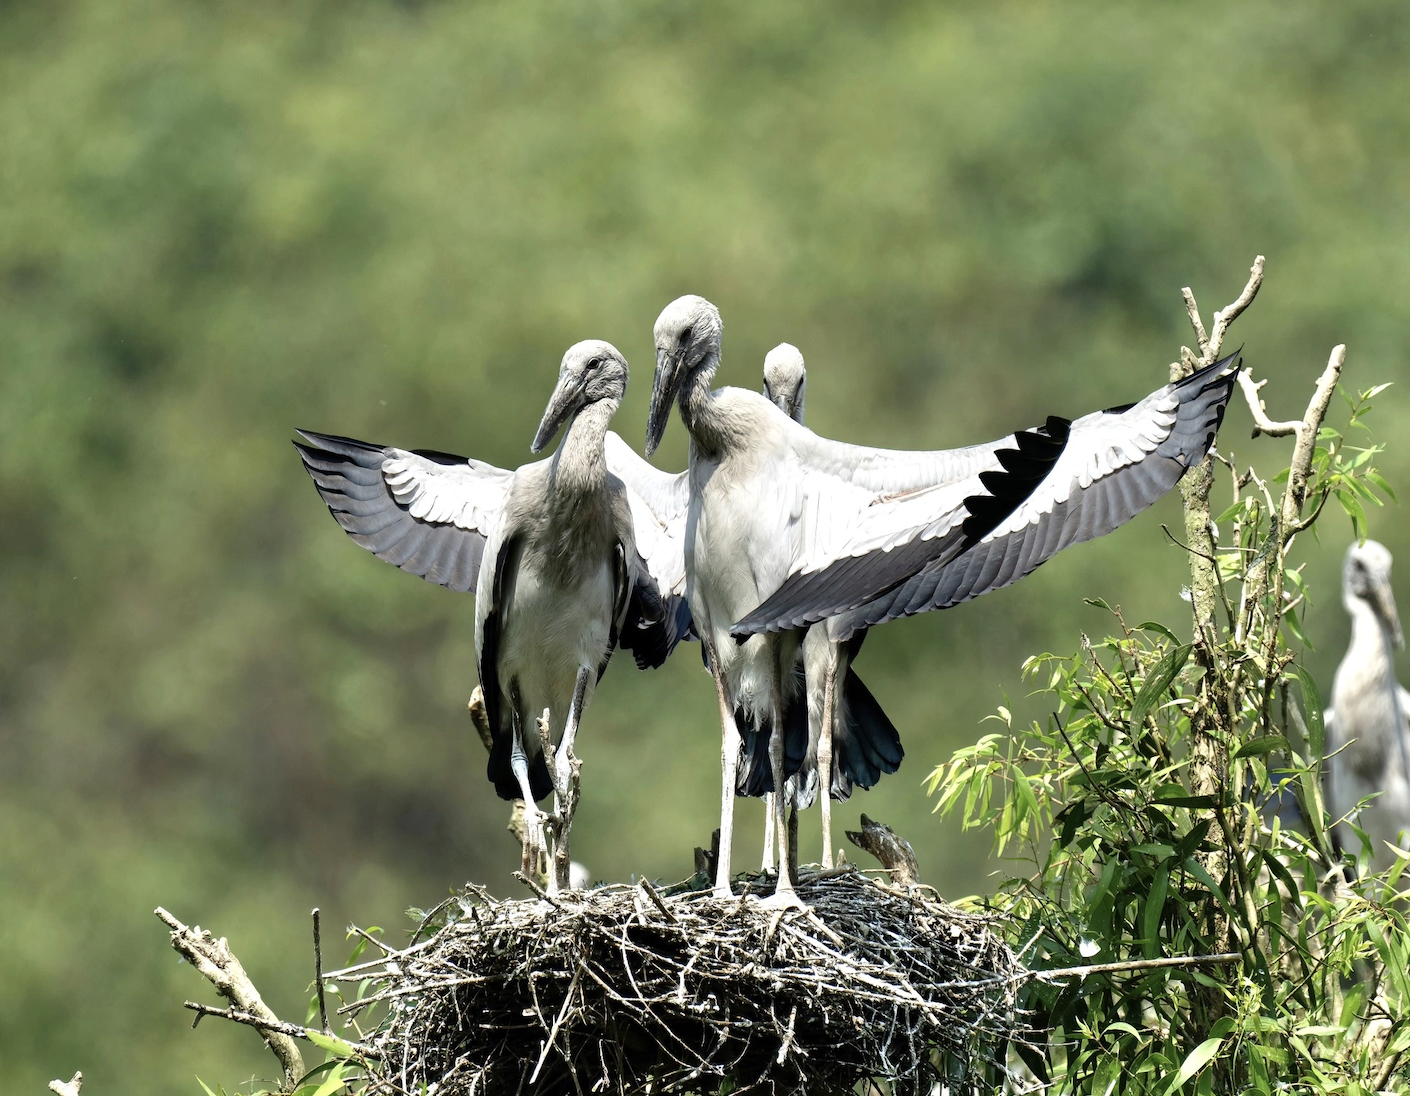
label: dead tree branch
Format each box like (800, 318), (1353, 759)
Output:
(845, 814), (921, 886)
(154, 906), (306, 1087)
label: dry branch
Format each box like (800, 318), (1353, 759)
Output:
(154, 906), (306, 1087)
(845, 814), (921, 886)
(48, 1073), (82, 1096)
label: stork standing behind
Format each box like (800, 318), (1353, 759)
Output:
(295, 341), (688, 892)
(1327, 540), (1410, 872)
(759, 344), (902, 872)
(646, 295), (1237, 904)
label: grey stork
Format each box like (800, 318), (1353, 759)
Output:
(645, 294), (1237, 904)
(758, 344), (902, 873)
(295, 341), (689, 892)
(1327, 539), (1410, 872)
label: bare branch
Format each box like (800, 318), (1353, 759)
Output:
(48, 1073), (82, 1096)
(1182, 288), (1210, 358)
(1036, 952), (1242, 982)
(154, 907), (306, 1086)
(1236, 370), (1303, 438)
(312, 908), (329, 1034)
(844, 815), (921, 886)
(1282, 344), (1346, 525)
(183, 1002), (382, 1059)
(1207, 255), (1265, 361)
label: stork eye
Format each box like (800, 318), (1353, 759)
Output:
(587, 357), (604, 371)
(680, 326), (693, 345)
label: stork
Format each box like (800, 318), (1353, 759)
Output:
(1327, 540), (1410, 872)
(295, 341), (688, 891)
(646, 294), (1238, 904)
(758, 344), (902, 873)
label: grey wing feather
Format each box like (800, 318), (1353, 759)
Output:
(735, 353), (1238, 640)
(295, 429), (511, 593)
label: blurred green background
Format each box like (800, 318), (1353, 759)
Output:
(2, 0), (1408, 1090)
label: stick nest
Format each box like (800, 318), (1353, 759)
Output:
(336, 867), (1026, 1095)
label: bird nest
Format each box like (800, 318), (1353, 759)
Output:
(332, 866), (1028, 1096)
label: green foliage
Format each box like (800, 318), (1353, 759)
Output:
(929, 383), (1410, 1092)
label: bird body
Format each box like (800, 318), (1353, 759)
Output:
(298, 340), (689, 891)
(647, 295), (1237, 903)
(475, 395), (630, 803)
(1327, 540), (1410, 870)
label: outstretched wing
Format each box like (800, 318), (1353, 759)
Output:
(733, 353), (1239, 640)
(604, 431), (689, 598)
(294, 429), (512, 593)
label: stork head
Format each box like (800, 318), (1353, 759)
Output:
(646, 295), (722, 456)
(1344, 539), (1403, 649)
(762, 343), (807, 424)
(532, 339), (628, 453)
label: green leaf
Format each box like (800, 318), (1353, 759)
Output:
(311, 1064), (346, 1096)
(307, 1030), (359, 1059)
(1142, 868), (1169, 956)
(1162, 1037), (1223, 1095)
(1129, 644), (1192, 731)
(1234, 735), (1288, 758)
(1293, 666), (1325, 758)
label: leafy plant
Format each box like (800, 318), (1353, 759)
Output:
(930, 337), (1410, 1094)
(930, 277), (1404, 1088)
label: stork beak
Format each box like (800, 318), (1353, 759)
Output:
(645, 347), (676, 457)
(532, 373), (579, 454)
(1373, 574), (1404, 649)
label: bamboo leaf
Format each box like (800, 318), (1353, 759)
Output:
(1129, 644), (1192, 731)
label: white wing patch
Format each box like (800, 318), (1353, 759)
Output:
(381, 450), (512, 535)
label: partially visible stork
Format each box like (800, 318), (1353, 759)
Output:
(1327, 540), (1410, 872)
(758, 344), (902, 872)
(295, 341), (688, 892)
(646, 294), (1237, 904)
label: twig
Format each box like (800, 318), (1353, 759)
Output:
(312, 908), (329, 1034)
(183, 1002), (382, 1059)
(1282, 345), (1346, 525)
(1036, 952), (1242, 982)
(1205, 255), (1264, 362)
(844, 815), (921, 886)
(155, 907), (306, 1086)
(638, 878), (681, 924)
(48, 1073), (82, 1096)
(1236, 371), (1303, 438)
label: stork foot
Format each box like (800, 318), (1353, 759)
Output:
(757, 888), (807, 911)
(520, 805), (548, 879)
(711, 882), (734, 901)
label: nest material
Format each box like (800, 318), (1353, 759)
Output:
(338, 867), (1027, 1095)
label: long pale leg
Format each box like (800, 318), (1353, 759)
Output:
(819, 653), (838, 869)
(767, 661), (803, 907)
(761, 792), (777, 871)
(509, 717), (547, 877)
(705, 636), (740, 900)
(547, 666), (591, 893)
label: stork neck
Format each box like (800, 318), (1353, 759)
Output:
(676, 351), (727, 456)
(550, 398), (616, 495)
(1345, 596), (1398, 679)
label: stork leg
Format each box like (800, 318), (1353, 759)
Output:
(705, 635), (740, 900)
(764, 659), (804, 908)
(549, 666), (591, 893)
(819, 654), (838, 869)
(509, 718), (547, 879)
(761, 792), (777, 872)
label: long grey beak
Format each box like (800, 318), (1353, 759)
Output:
(644, 347), (675, 457)
(532, 375), (579, 453)
(1374, 575), (1404, 649)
